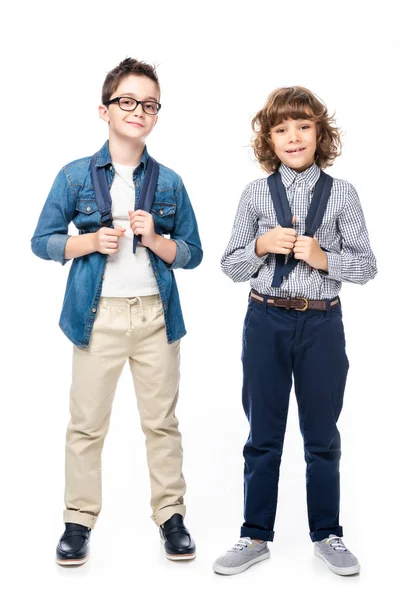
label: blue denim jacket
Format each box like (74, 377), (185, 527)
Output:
(31, 141), (203, 346)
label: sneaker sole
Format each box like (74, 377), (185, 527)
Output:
(56, 555), (89, 567)
(213, 549), (270, 575)
(314, 546), (360, 576)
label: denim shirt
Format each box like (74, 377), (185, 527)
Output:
(31, 141), (203, 346)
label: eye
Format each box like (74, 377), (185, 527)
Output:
(144, 102), (158, 113)
(300, 124), (310, 130)
(275, 128), (285, 134)
(121, 98), (135, 107)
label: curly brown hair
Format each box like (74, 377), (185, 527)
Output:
(251, 86), (342, 173)
(101, 58), (160, 105)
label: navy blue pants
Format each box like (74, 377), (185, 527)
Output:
(240, 297), (349, 543)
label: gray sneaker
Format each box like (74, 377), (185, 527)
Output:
(213, 537), (270, 575)
(314, 535), (360, 576)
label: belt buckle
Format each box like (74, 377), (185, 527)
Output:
(295, 297), (309, 311)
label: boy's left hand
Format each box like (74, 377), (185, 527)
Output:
(128, 209), (157, 248)
(293, 236), (328, 271)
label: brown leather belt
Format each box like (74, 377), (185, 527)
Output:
(250, 289), (340, 312)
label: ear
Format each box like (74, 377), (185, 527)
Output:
(98, 104), (110, 123)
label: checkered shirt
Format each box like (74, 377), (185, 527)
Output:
(221, 162), (377, 299)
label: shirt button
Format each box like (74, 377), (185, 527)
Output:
(136, 181), (140, 188)
(109, 165), (113, 171)
(86, 206), (91, 212)
(159, 209), (163, 215)
(91, 308), (97, 313)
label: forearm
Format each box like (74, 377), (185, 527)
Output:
(65, 233), (97, 259)
(146, 234), (177, 265)
(255, 237), (268, 257)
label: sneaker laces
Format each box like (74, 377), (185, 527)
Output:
(232, 537), (252, 551)
(327, 535), (348, 552)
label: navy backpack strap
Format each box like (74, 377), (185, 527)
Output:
(133, 157), (160, 253)
(304, 171), (333, 237)
(90, 153), (113, 227)
(268, 170), (333, 288)
(268, 172), (295, 287)
(90, 151), (160, 254)
(267, 171), (293, 228)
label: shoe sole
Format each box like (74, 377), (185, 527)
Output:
(314, 546), (360, 576)
(160, 537), (196, 561)
(213, 549), (270, 575)
(56, 555), (89, 566)
(165, 552), (196, 561)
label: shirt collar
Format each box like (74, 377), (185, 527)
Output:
(95, 140), (149, 169)
(278, 161), (321, 190)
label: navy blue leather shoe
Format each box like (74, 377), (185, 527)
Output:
(56, 523), (91, 566)
(159, 514), (196, 560)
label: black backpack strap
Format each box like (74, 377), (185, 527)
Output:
(133, 157), (160, 253)
(90, 153), (113, 227)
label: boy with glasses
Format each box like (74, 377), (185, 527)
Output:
(31, 58), (201, 566)
(213, 86), (376, 577)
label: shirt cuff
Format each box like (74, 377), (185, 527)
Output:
(322, 252), (342, 281)
(47, 233), (71, 265)
(245, 238), (268, 272)
(168, 239), (191, 269)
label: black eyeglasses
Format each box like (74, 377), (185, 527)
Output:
(106, 96), (161, 115)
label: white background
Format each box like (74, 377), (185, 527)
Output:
(1, 0), (399, 598)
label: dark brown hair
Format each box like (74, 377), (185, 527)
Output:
(101, 58), (160, 105)
(251, 86), (342, 173)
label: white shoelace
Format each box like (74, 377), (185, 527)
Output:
(232, 538), (252, 551)
(328, 536), (348, 552)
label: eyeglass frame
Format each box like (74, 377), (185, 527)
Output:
(106, 96), (162, 115)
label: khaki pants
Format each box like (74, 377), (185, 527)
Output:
(63, 294), (186, 529)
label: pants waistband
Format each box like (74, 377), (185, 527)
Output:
(250, 290), (340, 312)
(99, 294), (160, 308)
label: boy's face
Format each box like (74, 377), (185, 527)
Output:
(99, 74), (159, 143)
(270, 117), (317, 172)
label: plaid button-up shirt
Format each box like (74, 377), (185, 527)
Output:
(221, 162), (377, 299)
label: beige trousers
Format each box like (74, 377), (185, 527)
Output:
(63, 294), (186, 529)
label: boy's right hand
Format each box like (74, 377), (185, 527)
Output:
(256, 217), (297, 257)
(93, 225), (125, 255)
(256, 227), (297, 257)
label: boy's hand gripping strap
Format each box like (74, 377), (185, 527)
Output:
(268, 170), (333, 287)
(90, 153), (160, 254)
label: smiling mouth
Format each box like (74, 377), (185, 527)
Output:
(286, 147), (306, 154)
(126, 122), (144, 127)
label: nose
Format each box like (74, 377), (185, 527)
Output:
(289, 127), (300, 142)
(133, 102), (145, 117)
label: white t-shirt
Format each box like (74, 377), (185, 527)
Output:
(100, 162), (159, 297)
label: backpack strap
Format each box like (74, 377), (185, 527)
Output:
(267, 171), (293, 228)
(133, 156), (159, 253)
(304, 171), (333, 237)
(90, 152), (160, 254)
(267, 170), (333, 288)
(90, 153), (113, 227)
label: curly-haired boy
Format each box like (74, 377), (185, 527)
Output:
(213, 86), (376, 577)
